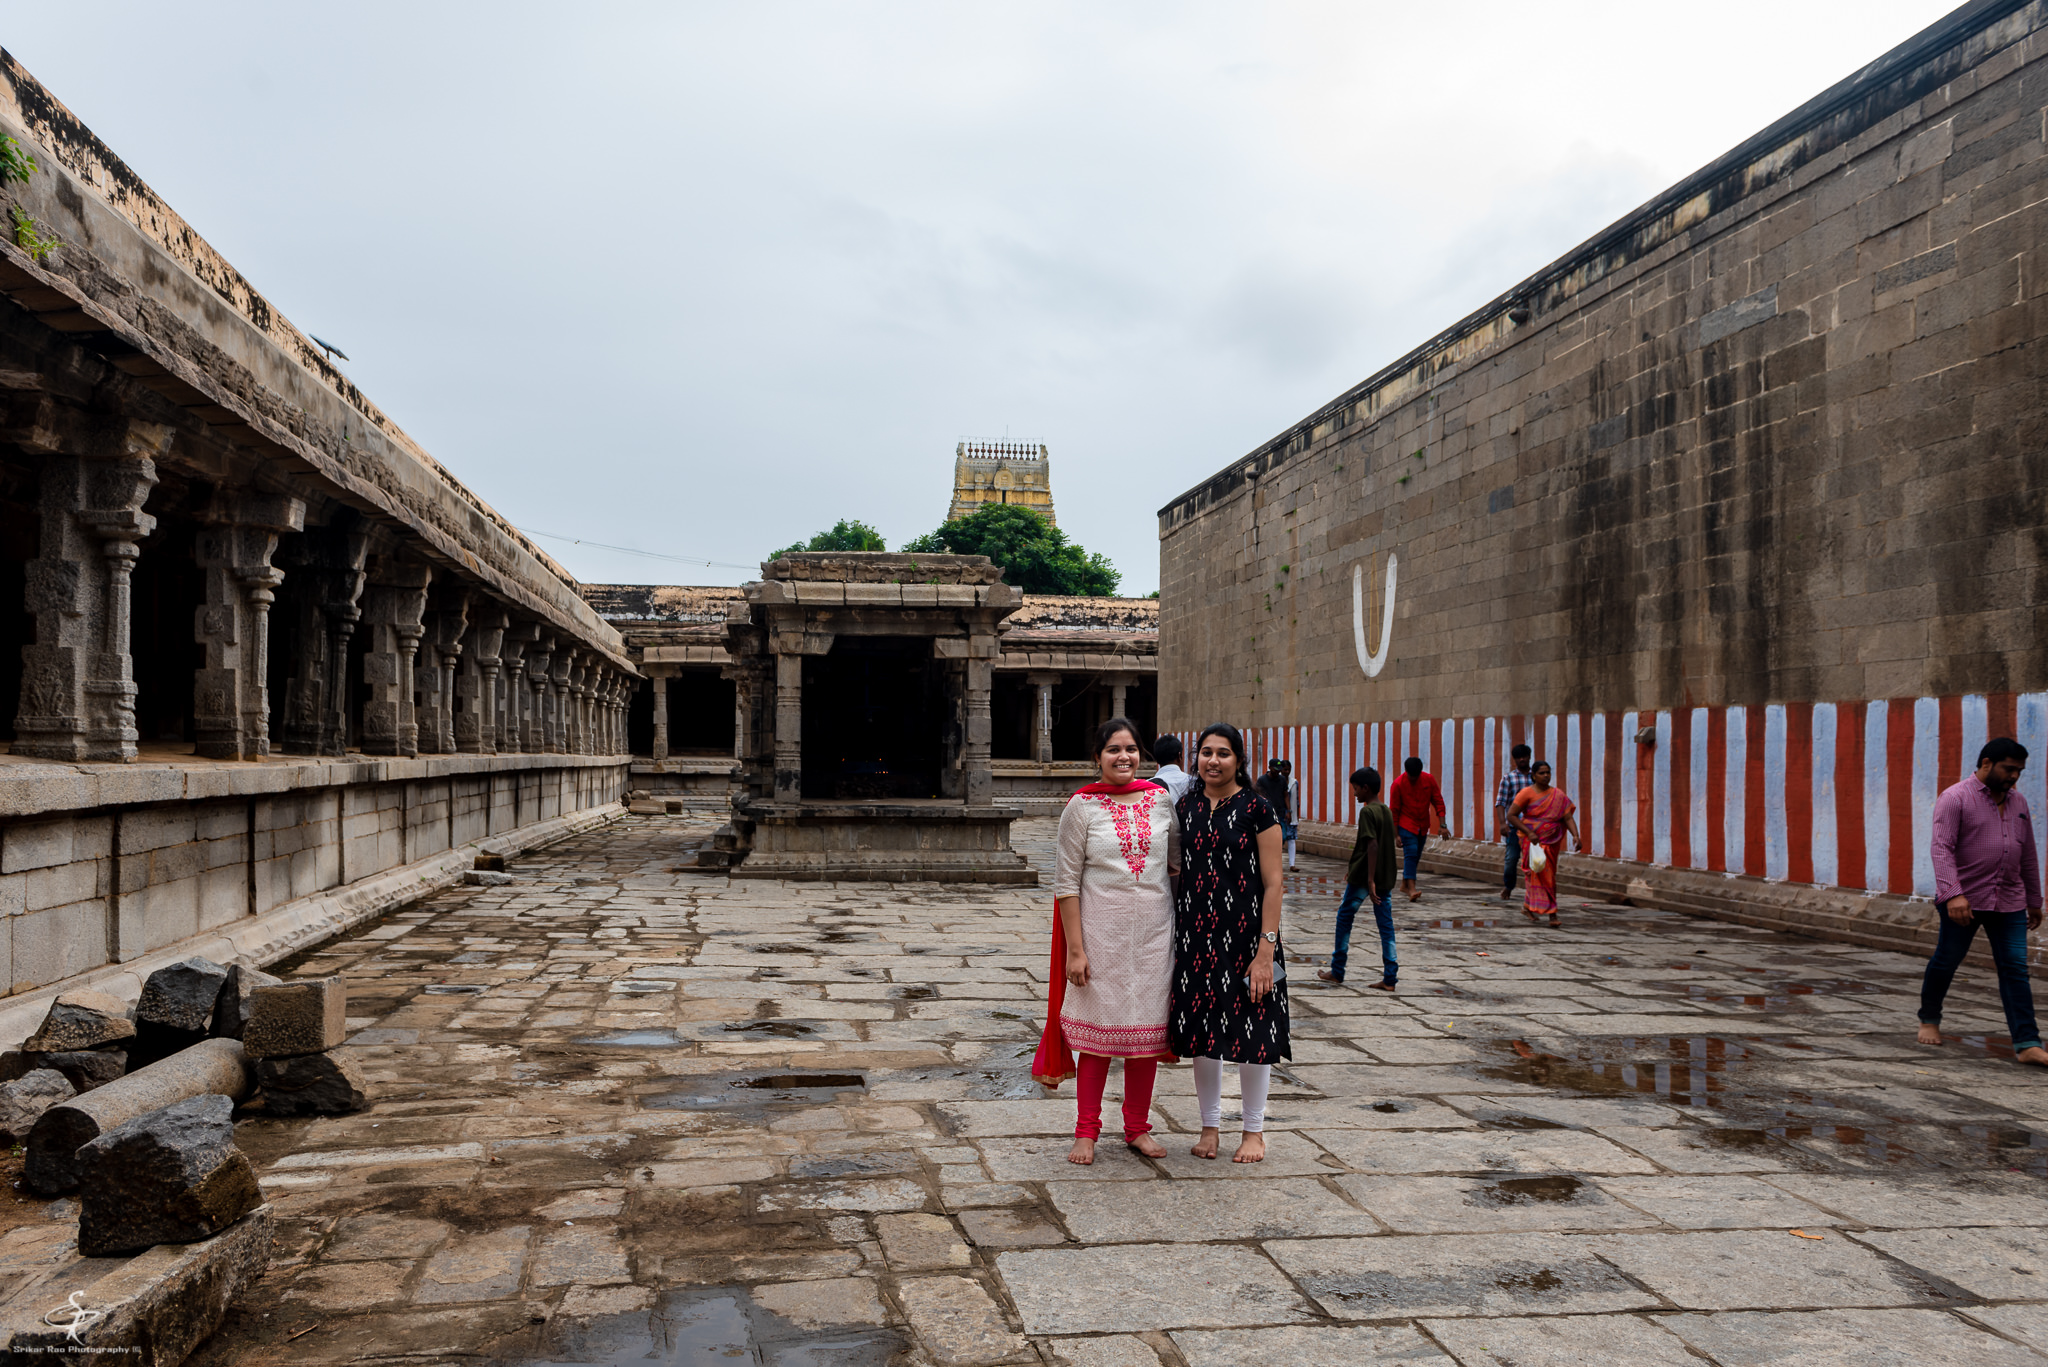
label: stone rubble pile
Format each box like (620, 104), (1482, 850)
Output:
(246, 977), (368, 1117)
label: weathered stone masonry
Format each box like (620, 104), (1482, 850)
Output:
(0, 54), (637, 1039)
(1158, 0), (2048, 954)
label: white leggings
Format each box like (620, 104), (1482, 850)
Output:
(1192, 1057), (1272, 1133)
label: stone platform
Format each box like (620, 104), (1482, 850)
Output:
(176, 812), (2048, 1365)
(730, 800), (1037, 884)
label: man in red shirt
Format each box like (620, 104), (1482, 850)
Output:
(1388, 756), (1448, 902)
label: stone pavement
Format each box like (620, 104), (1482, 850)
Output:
(187, 813), (2048, 1365)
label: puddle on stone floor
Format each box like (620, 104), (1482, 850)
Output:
(1475, 1175), (1586, 1206)
(575, 1029), (684, 1047)
(423, 984), (485, 995)
(645, 1071), (868, 1111)
(732, 1073), (866, 1091)
(1425, 918), (1500, 929)
(893, 986), (938, 1001)
(503, 1285), (904, 1365)
(723, 1021), (820, 1038)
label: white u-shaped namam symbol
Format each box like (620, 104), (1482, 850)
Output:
(1353, 551), (1397, 678)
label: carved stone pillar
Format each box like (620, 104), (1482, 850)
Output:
(650, 669), (669, 761)
(1027, 672), (1060, 764)
(526, 637), (555, 753)
(278, 520), (368, 757)
(774, 653), (802, 801)
(499, 623), (537, 754)
(360, 558), (432, 756)
(193, 493), (306, 759)
(549, 648), (575, 754)
(15, 439), (164, 762)
(417, 588), (468, 755)
(965, 654), (994, 806)
(567, 654), (591, 755)
(458, 606), (506, 754)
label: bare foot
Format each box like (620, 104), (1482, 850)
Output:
(1233, 1132), (1268, 1163)
(1315, 969), (1342, 984)
(1067, 1136), (1096, 1165)
(1127, 1133), (1166, 1157)
(1407, 891), (1422, 903)
(2019, 1046), (2048, 1067)
(1499, 888), (1512, 900)
(1369, 980), (1396, 992)
(1916, 1023), (1944, 1046)
(1191, 1127), (1221, 1160)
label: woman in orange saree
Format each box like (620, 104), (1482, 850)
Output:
(1507, 761), (1581, 925)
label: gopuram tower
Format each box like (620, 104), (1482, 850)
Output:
(948, 441), (1055, 524)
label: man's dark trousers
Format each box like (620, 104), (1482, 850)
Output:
(1919, 909), (2043, 1050)
(1501, 830), (1521, 894)
(1329, 882), (1397, 986)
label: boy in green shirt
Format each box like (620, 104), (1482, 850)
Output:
(1317, 767), (1399, 991)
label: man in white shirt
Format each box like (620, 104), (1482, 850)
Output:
(1150, 735), (1193, 802)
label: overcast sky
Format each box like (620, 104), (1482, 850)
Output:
(7, 2), (1956, 594)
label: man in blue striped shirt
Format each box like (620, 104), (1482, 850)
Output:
(1497, 745), (1533, 900)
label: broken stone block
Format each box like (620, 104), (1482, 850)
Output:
(664, 798), (684, 814)
(131, 957), (232, 1068)
(463, 869), (513, 886)
(474, 851), (507, 872)
(23, 989), (136, 1053)
(243, 978), (347, 1059)
(26, 1037), (253, 1195)
(76, 1094), (263, 1257)
(0, 1047), (126, 1093)
(255, 1050), (368, 1115)
(209, 963), (285, 1041)
(0, 1069), (74, 1144)
(137, 957), (231, 1034)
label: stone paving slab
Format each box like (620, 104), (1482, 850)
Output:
(1661, 1307), (2048, 1365)
(1265, 1232), (1660, 1318)
(1420, 1312), (1705, 1366)
(1044, 1176), (1379, 1242)
(997, 1243), (1315, 1333)
(1591, 1228), (1957, 1309)
(173, 814), (2048, 1364)
(1172, 1323), (1455, 1365)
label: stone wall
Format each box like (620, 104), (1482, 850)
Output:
(0, 753), (626, 1048)
(1158, 3), (2048, 929)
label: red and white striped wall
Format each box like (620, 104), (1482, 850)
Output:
(1174, 692), (2048, 899)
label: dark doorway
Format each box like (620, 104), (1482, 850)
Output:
(669, 670), (736, 753)
(129, 516), (203, 748)
(991, 675), (1036, 760)
(801, 637), (943, 799)
(627, 677), (655, 756)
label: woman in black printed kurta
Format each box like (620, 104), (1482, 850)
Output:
(1170, 722), (1289, 1163)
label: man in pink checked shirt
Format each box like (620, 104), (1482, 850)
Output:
(1917, 737), (2047, 1065)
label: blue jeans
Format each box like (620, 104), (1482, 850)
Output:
(1330, 882), (1396, 985)
(1919, 907), (2042, 1051)
(1398, 828), (1425, 882)
(1502, 830), (1522, 893)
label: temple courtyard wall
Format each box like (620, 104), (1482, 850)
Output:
(0, 55), (638, 1044)
(1158, 2), (2048, 957)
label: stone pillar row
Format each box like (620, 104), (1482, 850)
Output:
(6, 445), (633, 762)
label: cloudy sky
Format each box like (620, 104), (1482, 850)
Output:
(7, 2), (1955, 593)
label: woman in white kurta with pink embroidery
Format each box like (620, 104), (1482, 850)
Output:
(1035, 718), (1179, 1165)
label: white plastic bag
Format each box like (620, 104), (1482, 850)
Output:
(1529, 843), (1548, 874)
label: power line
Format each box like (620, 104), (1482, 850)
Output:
(517, 527), (758, 572)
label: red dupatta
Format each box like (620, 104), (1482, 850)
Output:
(1032, 779), (1175, 1089)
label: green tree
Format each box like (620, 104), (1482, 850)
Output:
(900, 504), (1121, 596)
(770, 518), (888, 559)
